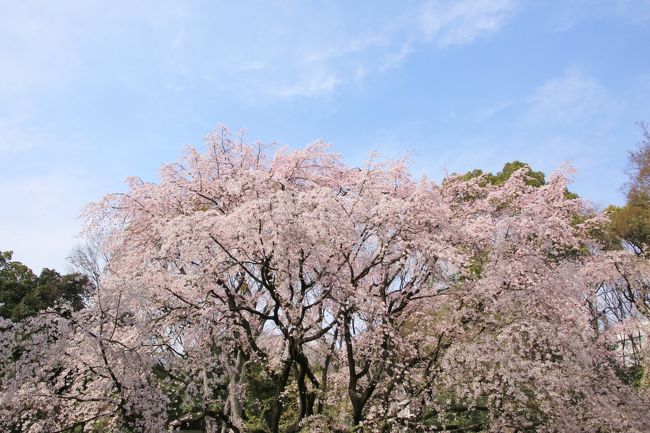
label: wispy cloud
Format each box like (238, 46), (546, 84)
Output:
(269, 75), (341, 100)
(419, 0), (517, 47)
(547, 0), (650, 31)
(0, 1), (519, 103)
(525, 67), (614, 126)
(463, 67), (616, 133)
(472, 99), (516, 124)
(165, 1), (519, 102)
(0, 1), (187, 98)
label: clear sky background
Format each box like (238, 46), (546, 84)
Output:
(1, 0), (650, 272)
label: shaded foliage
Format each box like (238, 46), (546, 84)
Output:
(459, 160), (545, 187)
(0, 250), (90, 320)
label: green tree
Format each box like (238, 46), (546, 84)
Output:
(458, 160), (581, 210)
(607, 123), (650, 254)
(459, 160), (546, 187)
(0, 250), (90, 321)
(590, 124), (650, 388)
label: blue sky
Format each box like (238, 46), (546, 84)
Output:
(1, 0), (650, 272)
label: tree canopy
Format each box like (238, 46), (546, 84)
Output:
(0, 250), (89, 321)
(1, 127), (649, 433)
(604, 124), (650, 255)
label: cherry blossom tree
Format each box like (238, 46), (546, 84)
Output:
(2, 126), (649, 433)
(580, 125), (650, 387)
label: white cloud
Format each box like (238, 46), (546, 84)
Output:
(184, 1), (519, 102)
(0, 1), (519, 103)
(525, 68), (614, 126)
(472, 99), (516, 124)
(271, 0), (516, 99)
(611, 0), (650, 21)
(547, 0), (650, 32)
(420, 0), (517, 47)
(269, 75), (341, 100)
(0, 0), (186, 98)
